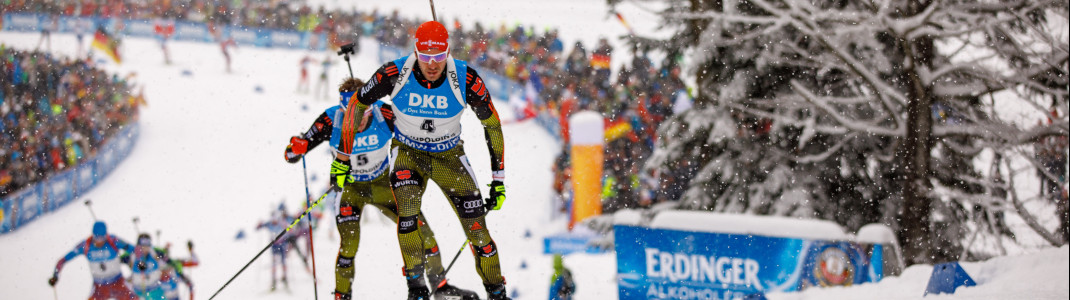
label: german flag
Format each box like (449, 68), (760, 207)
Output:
(92, 27), (121, 64)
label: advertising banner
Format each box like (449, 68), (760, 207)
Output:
(615, 225), (880, 300)
(2, 13), (42, 31)
(0, 124), (139, 234)
(3, 14), (325, 50)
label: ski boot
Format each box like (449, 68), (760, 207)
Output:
(429, 276), (480, 300)
(406, 268), (431, 300)
(333, 290), (351, 300)
(485, 282), (511, 300)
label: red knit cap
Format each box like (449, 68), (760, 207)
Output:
(415, 21), (449, 52)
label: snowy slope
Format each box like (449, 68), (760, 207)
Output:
(3, 3), (1068, 298)
(0, 31), (613, 299)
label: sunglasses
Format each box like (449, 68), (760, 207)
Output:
(416, 50), (449, 64)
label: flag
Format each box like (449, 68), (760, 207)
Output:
(615, 12), (635, 35)
(92, 27), (121, 64)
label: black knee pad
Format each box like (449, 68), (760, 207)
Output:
(470, 240), (498, 258)
(391, 169), (423, 188)
(337, 254), (354, 269)
(398, 215), (419, 234)
(451, 195), (486, 218)
(336, 204), (361, 225)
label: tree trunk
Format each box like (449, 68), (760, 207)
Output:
(897, 0), (939, 265)
(689, 0), (715, 107)
(897, 72), (934, 265)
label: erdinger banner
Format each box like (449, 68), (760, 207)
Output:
(615, 225), (880, 300)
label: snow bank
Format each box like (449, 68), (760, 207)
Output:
(769, 246), (1069, 300)
(649, 210), (850, 241)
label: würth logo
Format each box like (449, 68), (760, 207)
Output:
(396, 170), (411, 180)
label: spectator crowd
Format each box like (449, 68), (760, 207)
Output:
(1, 46), (142, 197)
(3, 0), (695, 213)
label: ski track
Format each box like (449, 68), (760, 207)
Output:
(0, 31), (621, 300)
(3, 1), (1069, 296)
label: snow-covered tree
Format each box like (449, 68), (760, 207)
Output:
(611, 0), (1069, 264)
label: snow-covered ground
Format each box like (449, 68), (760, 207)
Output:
(2, 2), (1068, 298)
(770, 246), (1069, 300)
(0, 31), (617, 299)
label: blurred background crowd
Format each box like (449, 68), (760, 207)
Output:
(1, 46), (142, 196)
(4, 0), (697, 213)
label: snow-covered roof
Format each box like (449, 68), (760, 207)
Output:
(649, 210), (850, 240)
(856, 224), (898, 244)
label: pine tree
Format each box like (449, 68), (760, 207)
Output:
(613, 0), (1069, 264)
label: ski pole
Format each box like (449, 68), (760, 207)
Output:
(300, 157), (320, 300)
(52, 285), (58, 300)
(432, 202), (496, 293)
(132, 217), (141, 234)
(83, 199), (97, 221)
(336, 43), (356, 78)
(428, 0), (438, 21)
(343, 54), (354, 79)
(208, 190), (335, 300)
(431, 239), (470, 294)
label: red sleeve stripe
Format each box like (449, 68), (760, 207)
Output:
(379, 107), (394, 120)
(472, 78), (487, 97)
(339, 97), (361, 154)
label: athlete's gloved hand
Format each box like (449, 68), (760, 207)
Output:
(285, 136), (309, 164)
(187, 240), (194, 251)
(486, 181), (506, 210)
(330, 158), (353, 190)
(48, 275), (58, 286)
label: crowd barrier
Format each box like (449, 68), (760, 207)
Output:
(1, 124), (140, 234)
(2, 13), (329, 51)
(614, 211), (901, 299)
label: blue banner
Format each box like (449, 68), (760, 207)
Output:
(1, 124), (139, 234)
(544, 233), (604, 255)
(615, 225), (879, 300)
(2, 13), (43, 31)
(3, 13), (328, 51)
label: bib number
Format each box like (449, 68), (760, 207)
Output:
(421, 119), (436, 133)
(353, 154), (369, 166)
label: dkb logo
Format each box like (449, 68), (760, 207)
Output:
(356, 135), (379, 147)
(408, 94), (449, 109)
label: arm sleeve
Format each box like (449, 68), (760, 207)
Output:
(353, 62), (400, 109)
(339, 62), (400, 150)
(379, 103), (397, 132)
(465, 68), (506, 178)
(300, 111), (333, 151)
(116, 238), (136, 253)
(55, 242), (85, 274)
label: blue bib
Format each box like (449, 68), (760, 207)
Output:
(389, 56), (469, 152)
(329, 103), (393, 181)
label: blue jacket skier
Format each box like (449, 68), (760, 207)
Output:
(49, 221), (139, 300)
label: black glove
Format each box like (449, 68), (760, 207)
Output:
(486, 181), (505, 210)
(48, 275), (58, 286)
(329, 157), (353, 190)
(187, 240), (194, 251)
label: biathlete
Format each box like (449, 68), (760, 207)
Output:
(49, 221), (138, 300)
(343, 21), (510, 300)
(284, 77), (479, 300)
